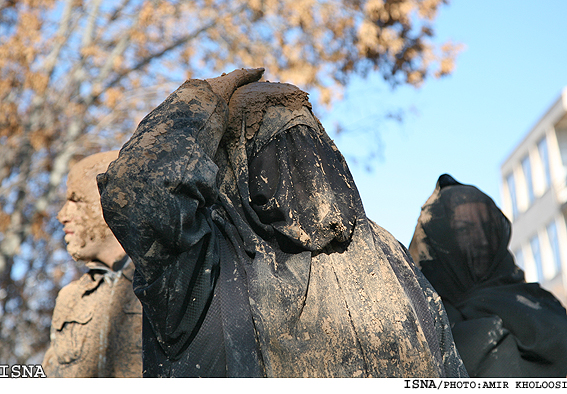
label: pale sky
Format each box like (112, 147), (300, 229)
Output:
(321, 0), (567, 246)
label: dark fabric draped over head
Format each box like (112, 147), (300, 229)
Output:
(411, 174), (522, 303)
(409, 174), (567, 377)
(215, 83), (358, 256)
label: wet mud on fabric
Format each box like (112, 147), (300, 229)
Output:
(99, 72), (467, 377)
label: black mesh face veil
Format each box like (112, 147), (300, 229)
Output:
(247, 124), (357, 253)
(447, 198), (502, 280)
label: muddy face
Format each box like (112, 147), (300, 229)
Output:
(57, 152), (119, 263)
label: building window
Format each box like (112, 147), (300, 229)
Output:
(522, 155), (534, 205)
(547, 220), (562, 274)
(538, 137), (551, 191)
(506, 172), (518, 219)
(530, 235), (544, 282)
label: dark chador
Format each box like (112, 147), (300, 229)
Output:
(410, 174), (567, 377)
(99, 70), (466, 378)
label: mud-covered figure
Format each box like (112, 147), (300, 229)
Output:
(409, 174), (567, 377)
(98, 69), (466, 378)
(43, 151), (142, 378)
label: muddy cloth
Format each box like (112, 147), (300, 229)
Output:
(98, 79), (466, 378)
(409, 174), (567, 377)
(42, 257), (143, 377)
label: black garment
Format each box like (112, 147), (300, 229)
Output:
(409, 174), (567, 377)
(98, 80), (466, 377)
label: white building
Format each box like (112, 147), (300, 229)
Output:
(500, 87), (567, 305)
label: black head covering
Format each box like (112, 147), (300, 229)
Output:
(215, 82), (357, 254)
(409, 174), (567, 377)
(410, 174), (523, 303)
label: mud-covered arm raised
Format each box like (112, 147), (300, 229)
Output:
(98, 69), (263, 283)
(97, 69), (263, 358)
(98, 79), (225, 281)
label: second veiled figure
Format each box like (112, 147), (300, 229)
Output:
(409, 174), (567, 377)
